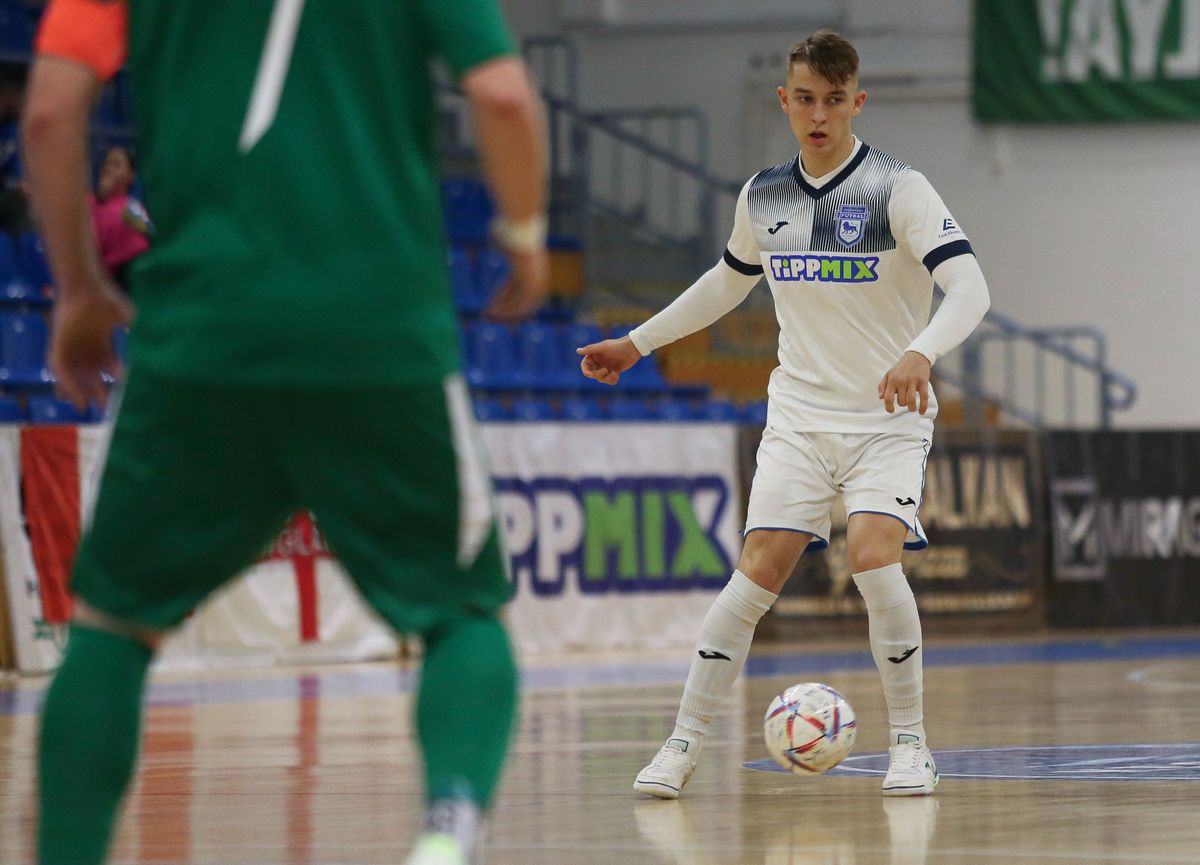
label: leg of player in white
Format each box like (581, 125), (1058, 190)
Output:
(635, 431), (936, 799)
(847, 513), (937, 796)
(633, 528), (807, 798)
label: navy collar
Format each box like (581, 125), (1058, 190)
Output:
(792, 143), (871, 200)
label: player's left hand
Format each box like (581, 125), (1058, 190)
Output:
(878, 350), (932, 414)
(50, 280), (134, 411)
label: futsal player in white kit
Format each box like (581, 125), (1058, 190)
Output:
(577, 30), (990, 798)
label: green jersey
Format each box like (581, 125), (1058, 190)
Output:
(122, 1), (515, 386)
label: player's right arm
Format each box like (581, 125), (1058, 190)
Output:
(422, 0), (549, 322)
(461, 59), (549, 321)
(577, 178), (763, 385)
(24, 0), (133, 410)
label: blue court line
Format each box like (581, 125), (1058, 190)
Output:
(3, 633), (1200, 718)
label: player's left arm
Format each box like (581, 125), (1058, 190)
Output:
(24, 0), (133, 409)
(878, 171), (991, 414)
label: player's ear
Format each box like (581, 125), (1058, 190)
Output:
(852, 89), (867, 116)
(776, 85), (789, 113)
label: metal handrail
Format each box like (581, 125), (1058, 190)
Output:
(980, 310), (1136, 411)
(447, 35), (1141, 428)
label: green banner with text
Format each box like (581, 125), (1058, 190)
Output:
(974, 0), (1200, 122)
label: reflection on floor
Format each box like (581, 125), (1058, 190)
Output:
(4, 631), (1200, 863)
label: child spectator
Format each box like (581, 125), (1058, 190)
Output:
(89, 145), (150, 291)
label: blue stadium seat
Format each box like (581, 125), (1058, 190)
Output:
(472, 398), (509, 421)
(476, 248), (511, 301)
(112, 325), (129, 365)
(0, 233), (36, 307)
(609, 397), (651, 421)
(514, 321), (565, 388)
(654, 397), (695, 421)
(510, 397), (555, 421)
(28, 397), (86, 425)
(742, 400), (769, 426)
(442, 179), (492, 245)
(0, 313), (52, 387)
(700, 399), (740, 421)
(464, 322), (515, 388)
(611, 324), (668, 390)
(0, 395), (21, 423)
(0, 0), (33, 57)
(17, 233), (53, 294)
(561, 395), (604, 421)
(563, 323), (606, 391)
(448, 246), (485, 314)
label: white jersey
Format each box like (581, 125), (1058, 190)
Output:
(725, 139), (973, 436)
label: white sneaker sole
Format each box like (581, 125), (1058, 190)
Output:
(881, 777), (938, 797)
(633, 778), (683, 799)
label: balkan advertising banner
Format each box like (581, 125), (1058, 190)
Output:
(767, 430), (1044, 627)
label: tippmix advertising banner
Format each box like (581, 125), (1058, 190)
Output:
(974, 0), (1200, 122)
(1, 422), (742, 674)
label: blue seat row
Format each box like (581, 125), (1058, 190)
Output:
(0, 233), (55, 308)
(463, 321), (691, 393)
(448, 246), (512, 314)
(474, 395), (765, 423)
(0, 313), (129, 390)
(442, 178), (494, 246)
(0, 395), (105, 424)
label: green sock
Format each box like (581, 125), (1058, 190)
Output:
(417, 613), (517, 810)
(39, 624), (152, 865)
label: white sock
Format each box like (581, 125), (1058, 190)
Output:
(852, 563), (925, 739)
(425, 797), (482, 858)
(672, 570), (778, 744)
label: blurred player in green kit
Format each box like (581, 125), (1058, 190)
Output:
(23, 2), (547, 864)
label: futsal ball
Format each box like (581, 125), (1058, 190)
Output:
(763, 682), (857, 775)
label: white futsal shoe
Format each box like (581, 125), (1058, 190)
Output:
(634, 737), (698, 799)
(881, 735), (938, 797)
(402, 833), (467, 865)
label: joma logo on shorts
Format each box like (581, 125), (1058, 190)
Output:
(770, 254), (879, 283)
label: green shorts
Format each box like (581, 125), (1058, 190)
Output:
(73, 368), (510, 634)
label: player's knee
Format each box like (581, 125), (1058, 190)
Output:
(737, 538), (805, 592)
(847, 543), (901, 575)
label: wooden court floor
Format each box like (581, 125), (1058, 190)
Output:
(4, 629), (1200, 864)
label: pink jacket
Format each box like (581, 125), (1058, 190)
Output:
(89, 192), (150, 274)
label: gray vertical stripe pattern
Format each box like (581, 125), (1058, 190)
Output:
(747, 147), (911, 254)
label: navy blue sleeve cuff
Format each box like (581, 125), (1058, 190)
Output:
(723, 248), (764, 276)
(922, 239), (974, 273)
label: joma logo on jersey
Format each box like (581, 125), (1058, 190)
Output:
(770, 255), (879, 283)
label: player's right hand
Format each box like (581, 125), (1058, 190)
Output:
(576, 336), (642, 385)
(485, 247), (550, 322)
(50, 281), (133, 411)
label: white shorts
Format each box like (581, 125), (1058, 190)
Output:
(744, 428), (931, 551)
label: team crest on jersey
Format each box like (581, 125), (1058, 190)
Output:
(836, 205), (870, 248)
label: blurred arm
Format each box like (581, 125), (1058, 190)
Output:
(461, 57), (547, 230)
(22, 56), (104, 296)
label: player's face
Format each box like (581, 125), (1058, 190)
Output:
(777, 63), (866, 173)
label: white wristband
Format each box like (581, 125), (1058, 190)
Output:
(490, 214), (547, 253)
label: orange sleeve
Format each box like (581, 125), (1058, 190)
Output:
(35, 0), (128, 82)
